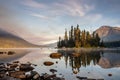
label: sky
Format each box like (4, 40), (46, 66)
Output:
(0, 0), (120, 45)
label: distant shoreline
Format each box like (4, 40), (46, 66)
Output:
(57, 47), (120, 51)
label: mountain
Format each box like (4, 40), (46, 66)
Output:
(94, 26), (120, 42)
(0, 29), (40, 48)
(44, 42), (57, 48)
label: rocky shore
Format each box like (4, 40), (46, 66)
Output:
(0, 61), (65, 80)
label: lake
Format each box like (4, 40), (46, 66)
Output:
(0, 48), (120, 80)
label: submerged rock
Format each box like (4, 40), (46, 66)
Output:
(56, 61), (58, 64)
(43, 61), (54, 66)
(9, 71), (26, 79)
(50, 53), (62, 59)
(13, 61), (20, 64)
(0, 64), (5, 68)
(0, 72), (6, 78)
(31, 71), (40, 80)
(50, 69), (57, 73)
(20, 64), (34, 72)
(53, 77), (65, 80)
(108, 73), (112, 76)
(76, 76), (87, 80)
(9, 63), (18, 68)
(8, 51), (15, 55)
(42, 73), (56, 79)
(41, 73), (65, 80)
(0, 62), (40, 80)
(0, 76), (20, 80)
(0, 61), (65, 80)
(0, 52), (4, 54)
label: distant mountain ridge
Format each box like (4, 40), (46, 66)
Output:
(44, 42), (57, 48)
(0, 28), (40, 48)
(94, 26), (120, 42)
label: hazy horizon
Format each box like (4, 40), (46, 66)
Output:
(0, 0), (120, 45)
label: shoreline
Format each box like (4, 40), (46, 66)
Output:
(57, 47), (120, 51)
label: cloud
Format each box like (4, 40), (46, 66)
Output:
(0, 4), (58, 45)
(25, 35), (58, 45)
(22, 0), (94, 17)
(85, 14), (102, 22)
(0, 5), (33, 38)
(30, 13), (49, 20)
(22, 0), (46, 8)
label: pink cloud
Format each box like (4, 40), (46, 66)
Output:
(22, 0), (94, 17)
(22, 0), (46, 8)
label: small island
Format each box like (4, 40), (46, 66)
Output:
(57, 24), (102, 48)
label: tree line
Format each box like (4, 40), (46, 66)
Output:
(57, 24), (101, 48)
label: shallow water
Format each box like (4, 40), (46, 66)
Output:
(0, 48), (120, 80)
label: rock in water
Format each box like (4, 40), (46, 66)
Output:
(20, 64), (34, 72)
(108, 73), (112, 76)
(49, 53), (62, 59)
(33, 73), (40, 79)
(50, 69), (57, 73)
(7, 51), (15, 55)
(76, 76), (87, 79)
(43, 61), (54, 66)
(9, 71), (26, 79)
(53, 77), (65, 80)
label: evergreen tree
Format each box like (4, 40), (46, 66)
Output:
(68, 30), (74, 47)
(71, 26), (74, 40)
(57, 24), (101, 48)
(100, 40), (104, 47)
(95, 33), (100, 47)
(81, 30), (86, 47)
(57, 36), (61, 48)
(64, 29), (68, 47)
(86, 31), (91, 47)
(69, 31), (71, 40)
(61, 39), (65, 47)
(74, 25), (81, 48)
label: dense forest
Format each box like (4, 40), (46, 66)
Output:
(57, 24), (102, 48)
(104, 41), (120, 47)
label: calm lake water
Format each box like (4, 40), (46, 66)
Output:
(0, 48), (120, 80)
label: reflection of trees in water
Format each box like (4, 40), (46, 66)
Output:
(58, 50), (101, 74)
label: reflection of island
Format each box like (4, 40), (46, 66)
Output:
(58, 49), (120, 74)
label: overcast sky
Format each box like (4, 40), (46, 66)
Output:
(0, 0), (120, 45)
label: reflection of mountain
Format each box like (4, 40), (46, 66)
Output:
(98, 52), (120, 68)
(0, 49), (30, 63)
(0, 29), (40, 48)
